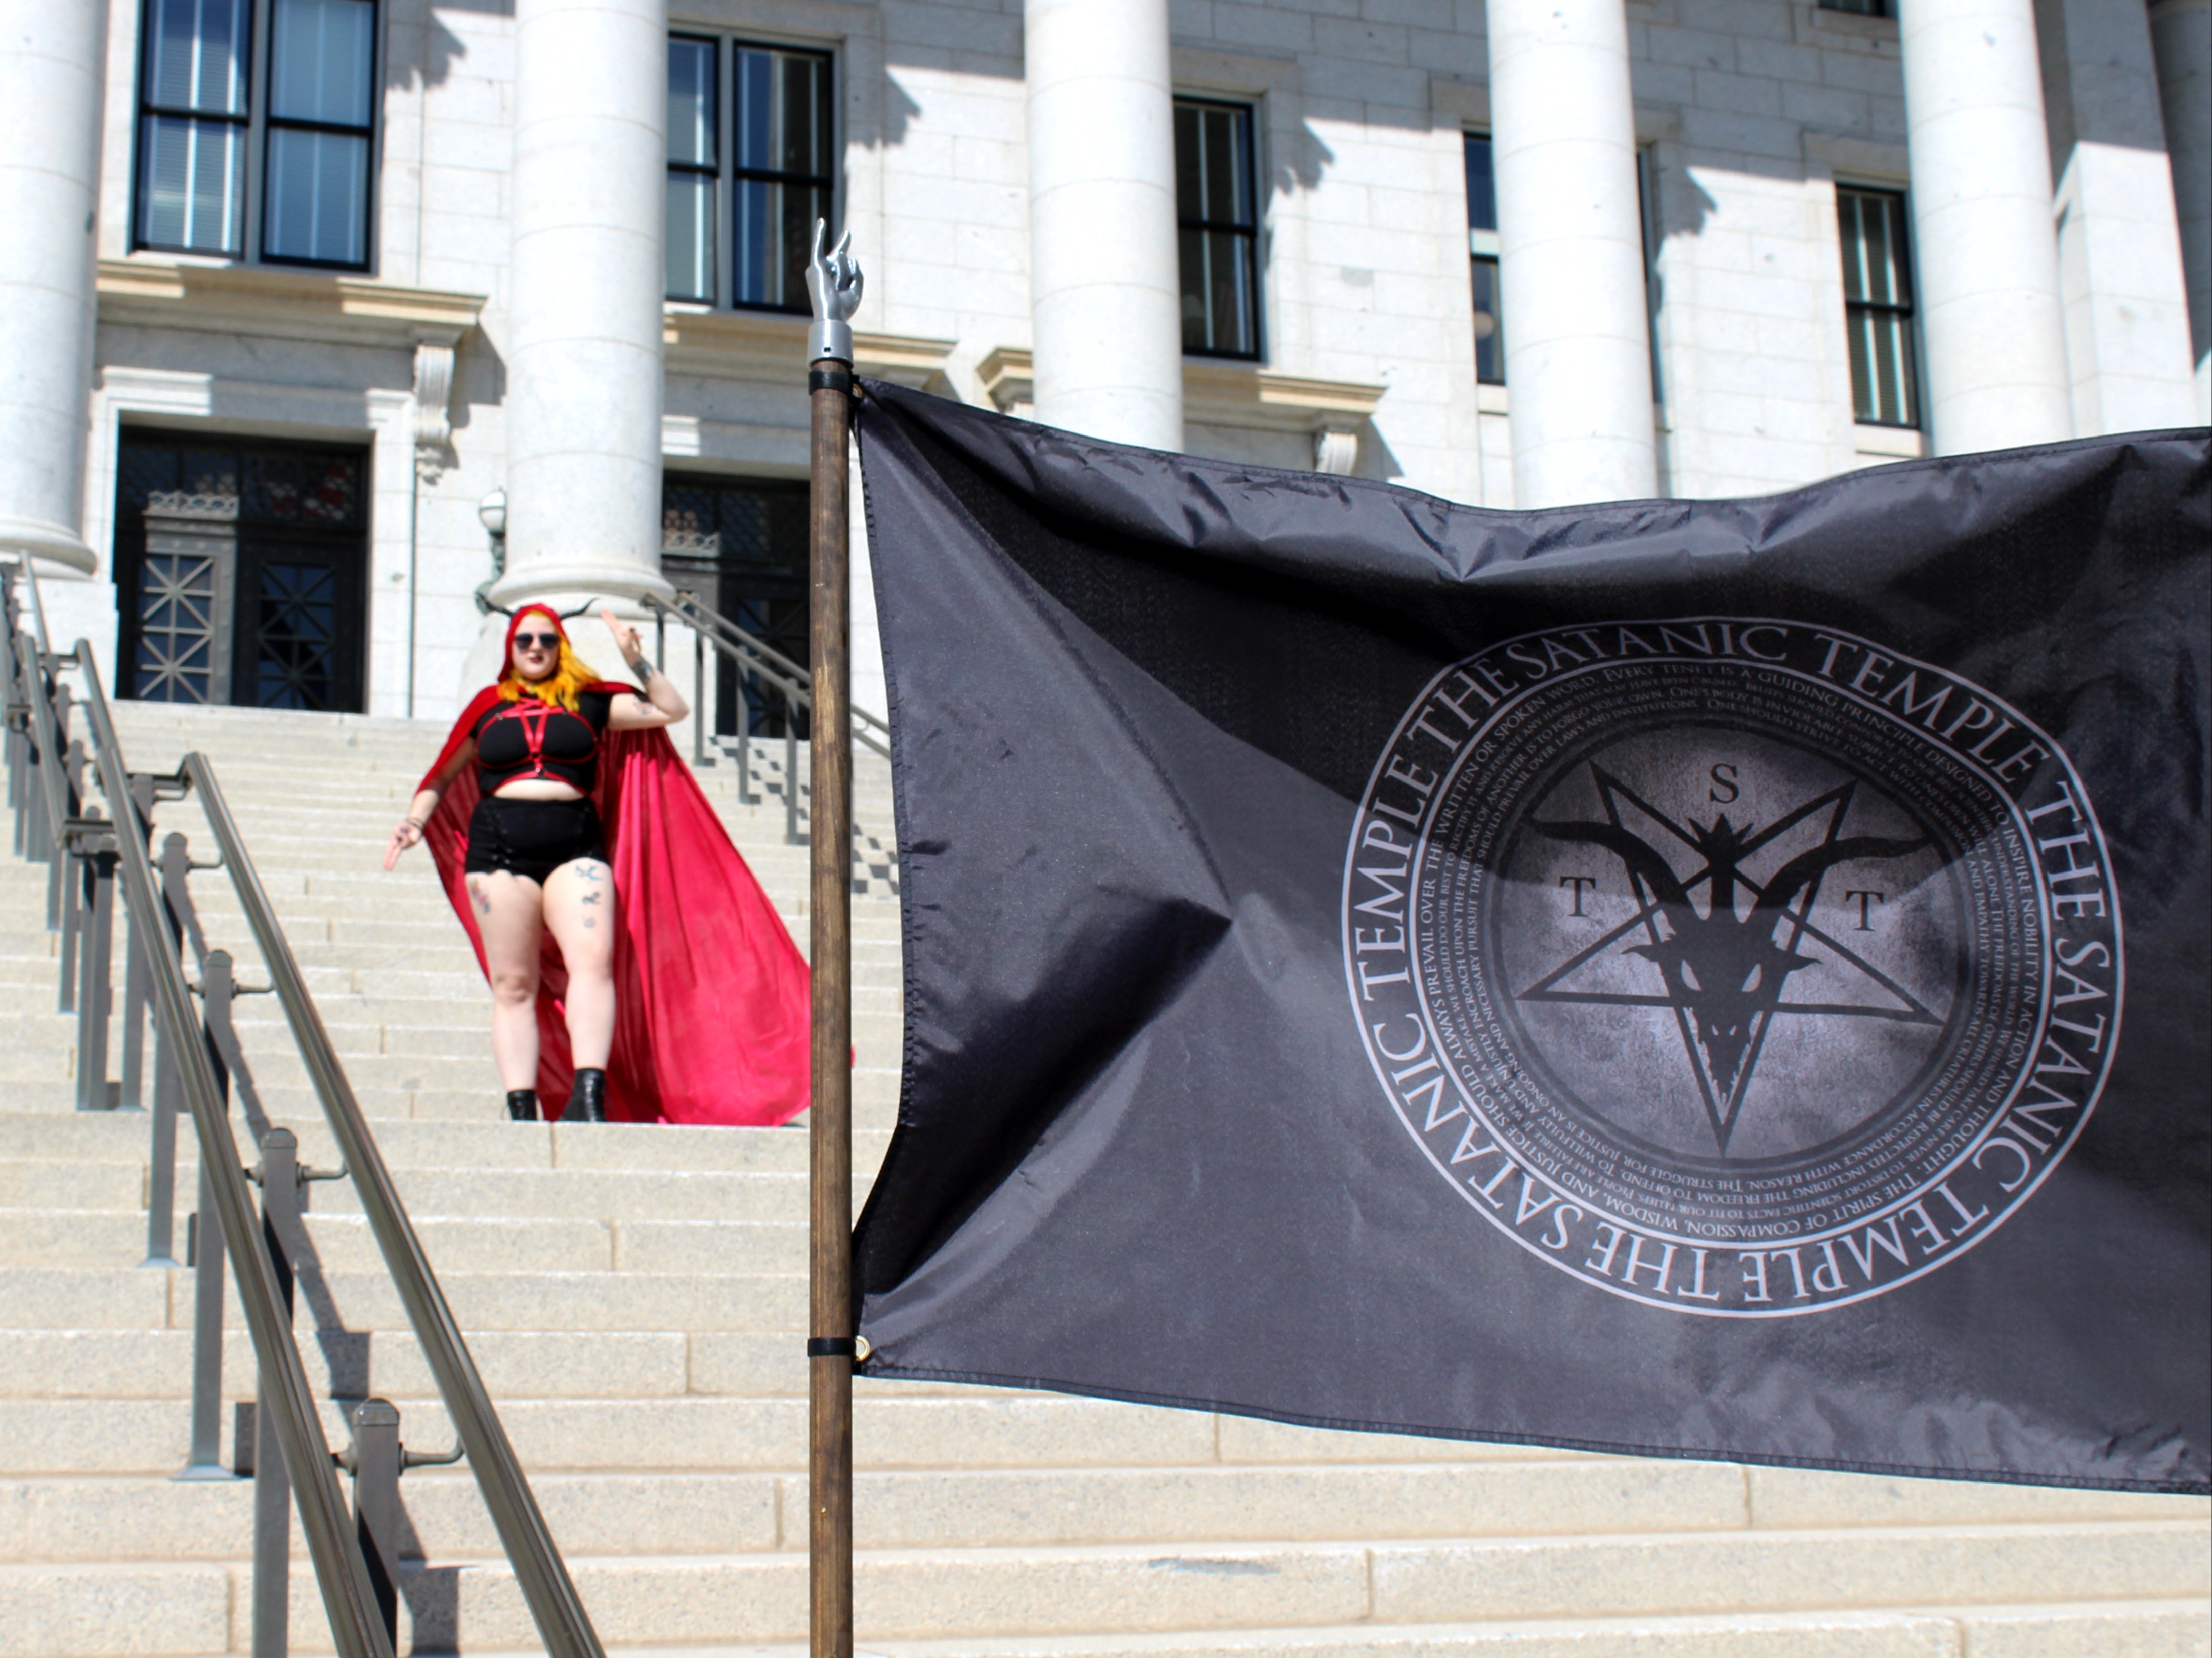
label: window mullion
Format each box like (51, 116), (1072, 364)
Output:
(718, 39), (733, 311)
(244, 0), (270, 261)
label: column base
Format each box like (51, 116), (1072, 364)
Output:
(484, 563), (674, 610)
(0, 515), (96, 575)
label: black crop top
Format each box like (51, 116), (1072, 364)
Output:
(472, 691), (614, 795)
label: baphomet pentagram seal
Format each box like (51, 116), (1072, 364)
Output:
(1344, 619), (2122, 1316)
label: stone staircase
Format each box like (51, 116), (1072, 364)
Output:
(1, 701), (2205, 1658)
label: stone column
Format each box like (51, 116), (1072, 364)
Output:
(1024, 0), (1183, 451)
(2150, 0), (2211, 421)
(1485, 0), (1656, 509)
(0, 1), (105, 573)
(1898, 0), (2072, 453)
(493, 0), (672, 609)
(2035, 0), (2198, 434)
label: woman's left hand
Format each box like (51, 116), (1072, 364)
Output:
(602, 606), (644, 668)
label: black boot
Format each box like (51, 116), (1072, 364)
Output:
(505, 1089), (539, 1122)
(565, 1067), (607, 1125)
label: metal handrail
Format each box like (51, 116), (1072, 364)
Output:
(69, 646), (396, 1658)
(646, 589), (892, 759)
(185, 751), (605, 1658)
(4, 558), (601, 1655)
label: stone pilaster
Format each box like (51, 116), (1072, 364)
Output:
(0, 0), (105, 573)
(1024, 0), (1183, 451)
(492, 0), (672, 609)
(1899, 0), (2073, 453)
(1486, 0), (1657, 508)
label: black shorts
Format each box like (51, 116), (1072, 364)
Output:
(463, 795), (607, 886)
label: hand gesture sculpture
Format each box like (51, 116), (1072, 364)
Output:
(806, 220), (864, 364)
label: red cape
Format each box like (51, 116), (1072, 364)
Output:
(417, 684), (810, 1126)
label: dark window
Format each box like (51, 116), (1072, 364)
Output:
(1465, 133), (1504, 385)
(262, 0), (377, 265)
(1175, 99), (1261, 359)
(1819, 0), (1887, 15)
(661, 474), (810, 738)
(138, 0), (252, 255)
(1837, 186), (1920, 427)
(114, 431), (371, 711)
(666, 37), (835, 311)
(134, 0), (378, 270)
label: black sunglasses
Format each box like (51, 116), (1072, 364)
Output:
(513, 632), (561, 649)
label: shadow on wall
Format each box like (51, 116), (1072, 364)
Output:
(383, 0), (515, 96)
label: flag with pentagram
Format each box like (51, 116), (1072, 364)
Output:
(849, 379), (2210, 1493)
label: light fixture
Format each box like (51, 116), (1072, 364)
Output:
(477, 488), (507, 538)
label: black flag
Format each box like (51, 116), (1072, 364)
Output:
(851, 379), (2209, 1494)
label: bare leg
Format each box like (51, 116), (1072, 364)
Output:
(471, 870), (546, 1090)
(543, 857), (616, 1070)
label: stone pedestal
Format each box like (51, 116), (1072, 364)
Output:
(1899, 0), (2072, 453)
(1486, 0), (1656, 508)
(1024, 0), (1184, 451)
(0, 1), (105, 573)
(491, 0), (672, 609)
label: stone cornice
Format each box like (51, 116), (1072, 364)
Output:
(664, 306), (955, 389)
(979, 347), (1386, 431)
(978, 348), (1385, 473)
(96, 257), (483, 347)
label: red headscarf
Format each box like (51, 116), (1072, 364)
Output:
(413, 607), (810, 1125)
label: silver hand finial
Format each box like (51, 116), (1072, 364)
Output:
(807, 220), (864, 365)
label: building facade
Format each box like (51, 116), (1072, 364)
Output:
(1, 0), (2204, 730)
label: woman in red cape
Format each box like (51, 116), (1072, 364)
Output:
(383, 603), (809, 1126)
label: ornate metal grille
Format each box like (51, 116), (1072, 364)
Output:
(250, 563), (341, 709)
(662, 474), (808, 738)
(116, 432), (368, 711)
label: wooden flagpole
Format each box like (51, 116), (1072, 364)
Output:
(805, 223), (861, 1658)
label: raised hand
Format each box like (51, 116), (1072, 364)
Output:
(601, 606), (643, 665)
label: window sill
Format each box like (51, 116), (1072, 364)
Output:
(1476, 383), (1509, 414)
(1853, 422), (1927, 459)
(97, 257), (483, 348)
(977, 348), (1386, 473)
(1798, 4), (1899, 45)
(664, 305), (955, 390)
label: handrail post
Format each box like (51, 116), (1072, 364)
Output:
(142, 833), (195, 1267)
(57, 824), (81, 1014)
(805, 222), (859, 1658)
(177, 948), (235, 1468)
(45, 692), (76, 932)
(74, 824), (119, 1111)
(253, 1119), (302, 1658)
(344, 1400), (404, 1647)
(117, 779), (160, 1111)
(786, 718), (801, 847)
(693, 620), (707, 768)
(143, 1009), (187, 1271)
